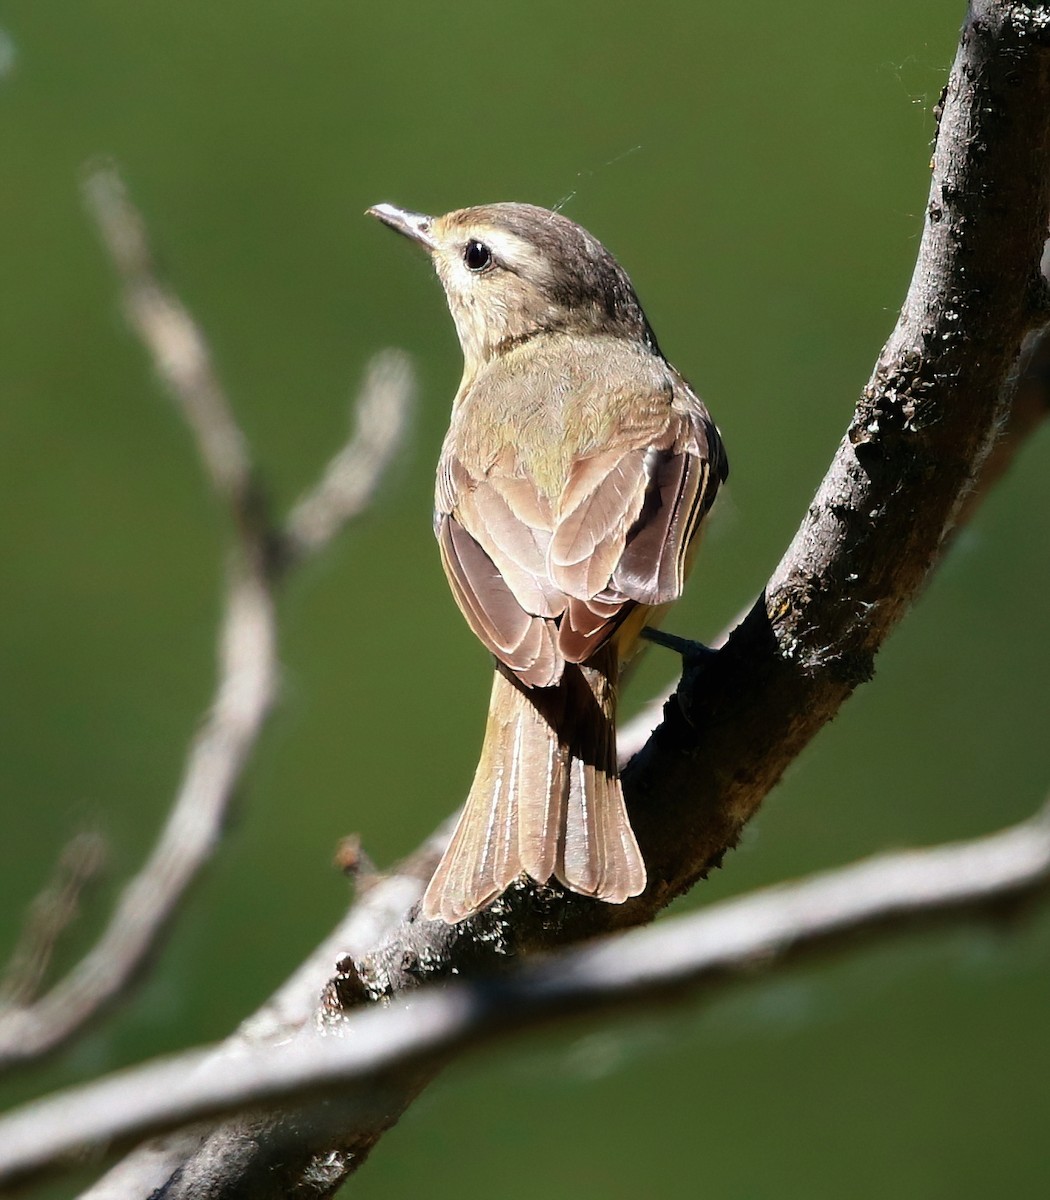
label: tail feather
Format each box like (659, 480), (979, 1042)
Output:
(555, 652), (645, 903)
(559, 756), (602, 895)
(421, 645), (646, 924)
(516, 703), (566, 885)
(423, 669), (536, 923)
(594, 776), (646, 904)
(431, 800), (500, 924)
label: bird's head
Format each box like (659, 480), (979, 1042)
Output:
(368, 201), (659, 373)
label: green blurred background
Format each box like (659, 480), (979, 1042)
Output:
(2, 2), (1048, 1196)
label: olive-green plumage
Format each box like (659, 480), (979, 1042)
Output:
(369, 201), (727, 923)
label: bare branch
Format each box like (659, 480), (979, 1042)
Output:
(281, 349), (415, 568)
(2, 800), (1048, 1193)
(82, 165), (264, 537)
(0, 168), (410, 1073)
(0, 167), (281, 1073)
(0, 560), (278, 1072)
(0, 832), (107, 1007)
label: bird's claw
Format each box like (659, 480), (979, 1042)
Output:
(641, 627), (717, 665)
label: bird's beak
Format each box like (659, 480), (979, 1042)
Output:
(367, 204), (438, 251)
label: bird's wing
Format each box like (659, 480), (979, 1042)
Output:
(609, 385), (727, 605)
(554, 387), (725, 662)
(436, 371), (726, 686)
(436, 509), (562, 687)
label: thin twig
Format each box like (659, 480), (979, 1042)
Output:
(0, 832), (107, 1007)
(0, 166), (411, 1073)
(281, 348), (414, 568)
(3, 799), (1049, 1192)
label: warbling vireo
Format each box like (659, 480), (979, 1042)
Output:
(369, 202), (727, 923)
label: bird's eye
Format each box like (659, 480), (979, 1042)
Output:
(463, 240), (493, 272)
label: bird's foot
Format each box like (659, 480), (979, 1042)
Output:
(640, 627), (717, 666)
(640, 628), (719, 730)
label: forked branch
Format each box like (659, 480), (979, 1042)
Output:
(0, 168), (413, 1073)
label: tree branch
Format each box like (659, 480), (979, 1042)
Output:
(0, 168), (413, 1074)
(0, 832), (108, 1009)
(1, 797), (1047, 1193)
(345, 0), (1050, 999)
(281, 348), (414, 569)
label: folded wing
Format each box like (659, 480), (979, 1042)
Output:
(437, 375), (726, 687)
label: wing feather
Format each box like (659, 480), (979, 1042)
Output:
(456, 482), (562, 618)
(550, 448), (649, 598)
(437, 514), (561, 686)
(435, 354), (726, 687)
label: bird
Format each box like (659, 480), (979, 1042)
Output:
(368, 201), (727, 923)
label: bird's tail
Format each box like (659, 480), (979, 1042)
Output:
(421, 643), (646, 923)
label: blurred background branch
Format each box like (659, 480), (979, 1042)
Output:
(2, 794), (1048, 1191)
(0, 831), (108, 1010)
(0, 168), (413, 1074)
